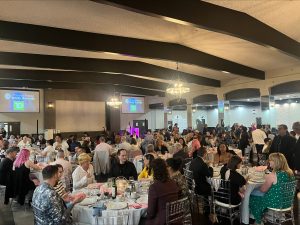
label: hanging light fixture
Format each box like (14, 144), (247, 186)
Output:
(166, 62), (190, 98)
(107, 94), (122, 108)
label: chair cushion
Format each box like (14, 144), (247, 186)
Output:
(215, 200), (240, 208)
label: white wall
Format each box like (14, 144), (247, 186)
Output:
(0, 89), (44, 134)
(262, 103), (300, 130)
(224, 106), (261, 127)
(55, 100), (106, 132)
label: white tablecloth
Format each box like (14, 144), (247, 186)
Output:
(73, 202), (147, 225)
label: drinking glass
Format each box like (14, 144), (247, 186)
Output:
(129, 176), (134, 185)
(107, 178), (113, 188)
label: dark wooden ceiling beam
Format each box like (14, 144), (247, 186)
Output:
(98, 0), (300, 60)
(0, 20), (264, 79)
(0, 79), (164, 96)
(0, 68), (168, 90)
(0, 52), (220, 87)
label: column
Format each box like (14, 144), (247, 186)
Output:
(260, 87), (273, 128)
(186, 98), (192, 129)
(217, 93), (225, 127)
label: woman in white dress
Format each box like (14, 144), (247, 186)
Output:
(72, 153), (95, 191)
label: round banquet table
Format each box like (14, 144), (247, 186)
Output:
(73, 182), (149, 225)
(72, 198), (147, 225)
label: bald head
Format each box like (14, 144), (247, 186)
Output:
(292, 122), (300, 134)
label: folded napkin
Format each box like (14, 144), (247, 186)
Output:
(128, 203), (148, 209)
(255, 166), (267, 172)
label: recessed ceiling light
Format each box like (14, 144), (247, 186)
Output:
(221, 70), (230, 74)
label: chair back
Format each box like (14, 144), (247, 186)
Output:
(275, 180), (297, 210)
(210, 178), (232, 205)
(166, 197), (191, 225)
(183, 168), (194, 192)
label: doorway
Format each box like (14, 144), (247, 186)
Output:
(0, 122), (21, 138)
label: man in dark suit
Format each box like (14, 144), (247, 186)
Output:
(190, 147), (213, 196)
(292, 122), (300, 171)
(269, 124), (296, 169)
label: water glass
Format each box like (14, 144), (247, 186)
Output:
(107, 178), (113, 188)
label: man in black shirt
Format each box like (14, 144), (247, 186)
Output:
(109, 149), (137, 180)
(190, 147), (213, 196)
(269, 124), (296, 168)
(0, 147), (18, 204)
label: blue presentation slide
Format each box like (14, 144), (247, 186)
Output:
(0, 89), (39, 112)
(122, 96), (144, 113)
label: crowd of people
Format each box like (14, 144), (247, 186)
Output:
(0, 121), (299, 225)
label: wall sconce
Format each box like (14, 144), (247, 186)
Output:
(47, 102), (54, 108)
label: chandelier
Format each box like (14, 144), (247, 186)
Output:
(166, 81), (190, 97)
(107, 95), (122, 108)
(166, 62), (190, 98)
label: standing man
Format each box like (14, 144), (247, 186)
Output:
(252, 124), (267, 164)
(292, 122), (300, 171)
(93, 137), (112, 181)
(269, 124), (296, 168)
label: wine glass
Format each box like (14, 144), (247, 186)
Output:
(129, 176), (134, 183)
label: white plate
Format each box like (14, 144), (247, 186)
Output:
(106, 202), (128, 210)
(136, 195), (148, 204)
(79, 197), (97, 206)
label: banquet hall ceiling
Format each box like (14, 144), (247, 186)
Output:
(0, 0), (299, 96)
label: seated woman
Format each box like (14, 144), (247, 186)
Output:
(166, 158), (188, 198)
(155, 139), (169, 155)
(72, 153), (95, 191)
(138, 154), (154, 181)
(219, 155), (246, 205)
(249, 153), (295, 224)
(14, 148), (42, 205)
(146, 158), (179, 225)
(214, 143), (231, 166)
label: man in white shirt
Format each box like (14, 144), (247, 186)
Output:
(94, 137), (112, 153)
(252, 124), (267, 163)
(53, 134), (69, 158)
(51, 150), (72, 192)
(17, 134), (31, 149)
(119, 136), (131, 151)
(93, 137), (112, 180)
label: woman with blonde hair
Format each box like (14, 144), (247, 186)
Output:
(249, 153), (295, 224)
(72, 153), (95, 191)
